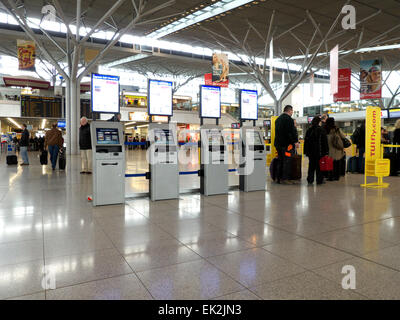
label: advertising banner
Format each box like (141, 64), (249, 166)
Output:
(17, 40), (36, 71)
(211, 53), (229, 84)
(204, 73), (229, 87)
(360, 59), (382, 100)
(330, 45), (339, 95)
(365, 106), (381, 163)
(333, 68), (351, 102)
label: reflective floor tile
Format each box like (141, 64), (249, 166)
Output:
(0, 259), (44, 300)
(203, 213), (262, 234)
(309, 229), (395, 256)
(345, 218), (400, 245)
(231, 224), (299, 247)
(0, 215), (43, 244)
(46, 274), (152, 300)
(43, 216), (100, 239)
(137, 260), (244, 300)
(314, 257), (400, 300)
(181, 231), (254, 258)
(212, 289), (261, 300)
(0, 239), (44, 266)
(270, 218), (342, 237)
(7, 292), (46, 300)
(207, 248), (306, 288)
(104, 224), (174, 249)
(44, 229), (114, 259)
(157, 219), (223, 239)
(262, 238), (353, 270)
(122, 239), (201, 272)
(45, 248), (133, 289)
(250, 271), (366, 300)
(95, 213), (150, 230)
(363, 245), (400, 271)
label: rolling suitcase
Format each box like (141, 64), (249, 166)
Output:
(59, 148), (66, 170)
(340, 155), (346, 176)
(291, 154), (302, 180)
(346, 156), (358, 173)
(269, 157), (279, 182)
(40, 150), (48, 165)
(6, 155), (18, 165)
(6, 142), (17, 165)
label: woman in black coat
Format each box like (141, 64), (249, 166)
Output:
(304, 116), (329, 185)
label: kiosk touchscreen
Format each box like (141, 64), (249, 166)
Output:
(200, 125), (228, 196)
(91, 121), (125, 206)
(239, 127), (266, 192)
(148, 123), (179, 201)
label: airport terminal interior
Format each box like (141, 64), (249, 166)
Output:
(1, 0), (400, 301)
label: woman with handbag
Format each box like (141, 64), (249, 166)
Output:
(326, 117), (347, 181)
(304, 116), (329, 185)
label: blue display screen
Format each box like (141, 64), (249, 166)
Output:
(57, 120), (66, 128)
(96, 128), (120, 144)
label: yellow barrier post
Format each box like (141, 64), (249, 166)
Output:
(266, 116), (278, 166)
(361, 106), (390, 189)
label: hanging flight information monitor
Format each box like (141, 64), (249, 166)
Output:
(91, 73), (120, 114)
(240, 89), (258, 120)
(200, 85), (221, 119)
(148, 79), (173, 116)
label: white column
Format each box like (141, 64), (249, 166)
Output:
(70, 78), (78, 155)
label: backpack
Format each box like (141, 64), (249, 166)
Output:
(331, 129), (344, 150)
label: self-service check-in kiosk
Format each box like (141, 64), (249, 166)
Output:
(238, 89), (266, 192)
(198, 85), (228, 196)
(91, 121), (125, 206)
(200, 125), (229, 196)
(239, 127), (266, 192)
(147, 123), (179, 201)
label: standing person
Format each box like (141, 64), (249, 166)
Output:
(326, 117), (346, 181)
(19, 124), (30, 166)
(393, 120), (400, 169)
(304, 116), (329, 185)
(274, 105), (299, 185)
(79, 117), (92, 174)
(321, 114), (329, 133)
(351, 122), (365, 173)
(45, 123), (63, 170)
(108, 113), (121, 122)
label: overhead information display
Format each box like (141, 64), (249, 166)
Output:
(21, 95), (62, 118)
(200, 85), (221, 118)
(240, 89), (258, 120)
(91, 73), (120, 113)
(148, 80), (173, 116)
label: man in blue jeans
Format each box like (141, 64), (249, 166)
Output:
(45, 123), (63, 170)
(19, 124), (30, 165)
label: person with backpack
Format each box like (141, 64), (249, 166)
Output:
(274, 105), (299, 184)
(45, 123), (63, 170)
(326, 117), (346, 181)
(304, 116), (329, 185)
(351, 122), (365, 173)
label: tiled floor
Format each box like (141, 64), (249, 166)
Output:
(1, 149), (400, 300)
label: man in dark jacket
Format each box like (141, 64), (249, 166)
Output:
(304, 116), (329, 185)
(79, 117), (92, 174)
(19, 124), (30, 165)
(274, 105), (299, 184)
(351, 122), (365, 173)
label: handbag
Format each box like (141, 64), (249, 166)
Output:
(319, 155), (334, 172)
(342, 137), (352, 148)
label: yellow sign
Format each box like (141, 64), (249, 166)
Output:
(266, 116), (278, 166)
(84, 48), (99, 64)
(362, 106), (389, 188)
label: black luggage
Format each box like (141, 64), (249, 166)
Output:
(347, 156), (358, 173)
(40, 150), (48, 165)
(291, 155), (302, 180)
(384, 153), (398, 176)
(269, 157), (279, 182)
(6, 155), (18, 165)
(59, 148), (66, 170)
(340, 156), (346, 176)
